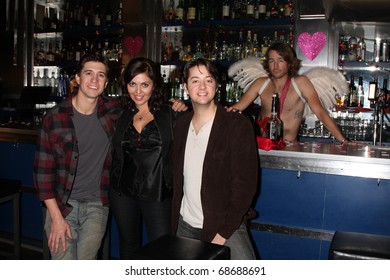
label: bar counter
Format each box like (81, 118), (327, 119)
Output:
(0, 127), (38, 144)
(258, 141), (390, 180)
(252, 140), (390, 259)
(1, 128), (389, 259)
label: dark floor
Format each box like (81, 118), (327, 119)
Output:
(0, 241), (43, 260)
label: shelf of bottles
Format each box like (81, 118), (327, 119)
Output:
(338, 33), (390, 71)
(161, 0), (295, 106)
(32, 0), (124, 98)
(321, 22), (390, 143)
(161, 0), (295, 65)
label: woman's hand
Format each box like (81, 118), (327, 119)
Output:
(225, 106), (241, 113)
(170, 98), (188, 112)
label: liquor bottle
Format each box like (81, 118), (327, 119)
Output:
(382, 79), (389, 105)
(259, 0), (266, 19)
(266, 94), (282, 140)
(166, 0), (175, 22)
(244, 30), (253, 58)
(357, 37), (366, 62)
(222, 0), (231, 19)
(381, 40), (389, 62)
(63, 1), (71, 28)
(193, 40), (204, 60)
(240, 0), (247, 19)
(270, 0), (280, 18)
(373, 38), (380, 63)
(105, 4), (113, 26)
(357, 76), (365, 108)
(73, 1), (82, 26)
(246, 0), (255, 19)
(94, 4), (102, 26)
(232, 0), (241, 19)
(54, 42), (61, 63)
(116, 2), (123, 24)
(283, 0), (293, 17)
(84, 40), (90, 55)
(84, 5), (91, 26)
(50, 71), (58, 96)
(211, 33), (219, 61)
(33, 69), (40, 86)
(43, 8), (50, 29)
(74, 40), (83, 62)
(265, 0), (272, 18)
(347, 36), (357, 62)
(36, 69), (44, 87)
(254, 0), (259, 20)
(50, 9), (60, 30)
(198, 0), (206, 20)
(209, 0), (216, 20)
(252, 33), (260, 57)
(43, 68), (51, 87)
(235, 30), (244, 60)
(187, 0), (196, 21)
(348, 75), (357, 107)
(46, 42), (55, 62)
(175, 0), (185, 21)
(37, 41), (46, 64)
(260, 36), (270, 61)
(58, 70), (67, 97)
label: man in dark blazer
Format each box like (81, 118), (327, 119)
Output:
(171, 58), (259, 260)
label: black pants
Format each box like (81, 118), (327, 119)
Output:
(109, 191), (172, 259)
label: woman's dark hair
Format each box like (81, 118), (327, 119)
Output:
(120, 57), (165, 111)
(263, 42), (301, 78)
(182, 58), (219, 85)
(76, 52), (110, 77)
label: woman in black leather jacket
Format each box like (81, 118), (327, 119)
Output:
(109, 57), (186, 259)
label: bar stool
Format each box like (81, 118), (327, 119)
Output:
(329, 231), (390, 260)
(0, 178), (22, 259)
(132, 234), (230, 260)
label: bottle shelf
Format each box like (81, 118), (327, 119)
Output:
(163, 60), (235, 67)
(338, 61), (390, 71)
(163, 17), (294, 28)
(34, 23), (124, 35)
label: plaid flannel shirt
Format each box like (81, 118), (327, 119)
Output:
(33, 94), (121, 217)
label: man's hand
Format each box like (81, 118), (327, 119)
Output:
(169, 98), (188, 112)
(211, 233), (226, 245)
(48, 215), (73, 254)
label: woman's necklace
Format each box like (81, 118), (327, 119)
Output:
(135, 111), (150, 122)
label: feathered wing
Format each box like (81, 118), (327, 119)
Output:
(228, 57), (268, 93)
(303, 67), (349, 117)
(228, 59), (348, 116)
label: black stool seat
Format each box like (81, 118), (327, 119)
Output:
(132, 234), (230, 260)
(0, 178), (21, 198)
(0, 178), (22, 259)
(329, 231), (390, 260)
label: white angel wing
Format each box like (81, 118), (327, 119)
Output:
(303, 67), (349, 117)
(228, 57), (268, 93)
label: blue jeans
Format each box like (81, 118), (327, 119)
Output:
(44, 199), (109, 260)
(109, 191), (172, 259)
(176, 216), (256, 260)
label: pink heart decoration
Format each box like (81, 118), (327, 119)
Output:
(124, 36), (144, 58)
(298, 32), (327, 61)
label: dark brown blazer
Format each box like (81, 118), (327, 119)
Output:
(171, 102), (259, 242)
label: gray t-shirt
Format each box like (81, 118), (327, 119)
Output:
(70, 107), (109, 201)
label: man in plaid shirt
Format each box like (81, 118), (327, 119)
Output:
(33, 53), (121, 259)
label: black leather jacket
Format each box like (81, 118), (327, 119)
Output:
(110, 104), (178, 201)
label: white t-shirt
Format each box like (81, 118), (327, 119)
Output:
(180, 118), (214, 228)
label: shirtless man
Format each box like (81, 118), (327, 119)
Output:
(229, 42), (349, 144)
